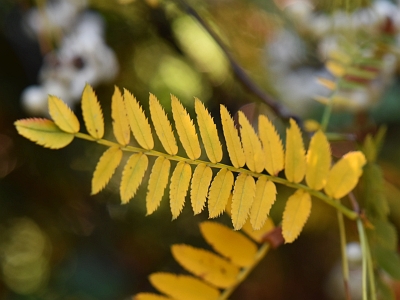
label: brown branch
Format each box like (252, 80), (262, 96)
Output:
(175, 0), (301, 124)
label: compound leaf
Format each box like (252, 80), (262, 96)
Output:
(190, 163), (213, 215)
(48, 95), (80, 133)
(92, 146), (123, 195)
(171, 95), (201, 160)
(324, 151), (366, 199)
(220, 105), (245, 168)
(208, 168), (234, 218)
(149, 273), (220, 300)
(146, 157), (171, 215)
(111, 86), (130, 146)
(258, 115), (284, 175)
(169, 162), (192, 219)
(238, 111), (264, 173)
(250, 177), (277, 230)
(124, 89), (154, 150)
(195, 98), (222, 163)
(149, 94), (178, 155)
(15, 118), (74, 149)
(231, 173), (256, 230)
(285, 119), (306, 183)
(171, 244), (239, 288)
(120, 153), (148, 204)
(200, 221), (257, 267)
(282, 189), (312, 243)
(306, 130), (331, 190)
(81, 84), (104, 139)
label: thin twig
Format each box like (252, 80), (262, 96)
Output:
(175, 0), (300, 123)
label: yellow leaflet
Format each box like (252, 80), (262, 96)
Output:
(231, 173), (256, 230)
(285, 119), (306, 183)
(250, 177), (277, 230)
(208, 169), (234, 218)
(146, 157), (171, 215)
(171, 95), (201, 160)
(149, 94), (178, 155)
(171, 244), (239, 288)
(306, 130), (331, 190)
(169, 162), (192, 220)
(194, 98), (222, 163)
(324, 151), (366, 199)
(220, 105), (245, 168)
(258, 115), (284, 175)
(124, 89), (154, 150)
(238, 111), (265, 173)
(91, 146), (123, 195)
(282, 189), (312, 243)
(15, 118), (74, 149)
(242, 217), (275, 244)
(134, 293), (172, 300)
(326, 61), (346, 77)
(149, 273), (220, 300)
(200, 221), (257, 267)
(48, 95), (80, 133)
(81, 84), (104, 139)
(120, 153), (148, 204)
(111, 86), (130, 146)
(190, 163), (212, 215)
(317, 77), (336, 90)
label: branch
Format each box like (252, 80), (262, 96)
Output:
(175, 0), (300, 123)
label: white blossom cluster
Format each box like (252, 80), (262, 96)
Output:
(21, 0), (119, 115)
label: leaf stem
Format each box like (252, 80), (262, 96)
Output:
(337, 205), (351, 300)
(73, 132), (359, 220)
(219, 243), (270, 300)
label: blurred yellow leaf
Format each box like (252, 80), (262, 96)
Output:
(242, 217), (275, 244)
(200, 221), (257, 267)
(133, 293), (171, 300)
(285, 119), (306, 183)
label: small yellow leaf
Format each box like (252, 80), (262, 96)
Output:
(282, 189), (312, 243)
(195, 98), (223, 163)
(149, 273), (220, 300)
(258, 115), (284, 175)
(48, 95), (80, 133)
(146, 157), (171, 215)
(120, 153), (148, 204)
(200, 221), (257, 267)
(208, 169), (234, 218)
(15, 118), (74, 149)
(250, 177), (277, 230)
(242, 217), (275, 244)
(149, 94), (178, 155)
(169, 162), (192, 219)
(238, 111), (265, 173)
(220, 105), (245, 168)
(171, 244), (239, 288)
(124, 89), (154, 150)
(190, 163), (212, 215)
(171, 95), (201, 160)
(231, 173), (256, 230)
(81, 84), (104, 139)
(285, 119), (306, 183)
(317, 77), (336, 90)
(111, 86), (130, 146)
(326, 61), (346, 77)
(324, 151), (366, 199)
(133, 293), (172, 300)
(306, 130), (331, 190)
(91, 146), (123, 195)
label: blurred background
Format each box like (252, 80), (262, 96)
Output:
(1, 0), (400, 299)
